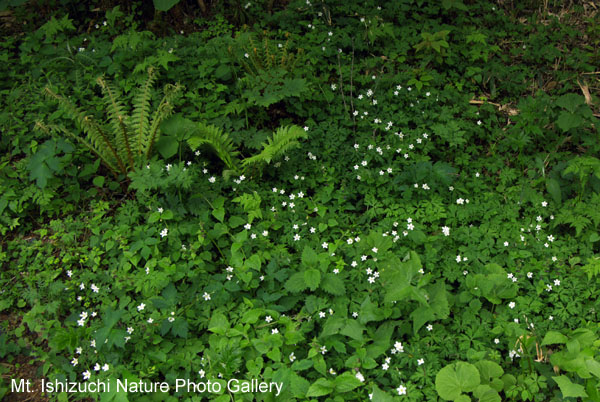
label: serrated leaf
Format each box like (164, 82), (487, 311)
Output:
(306, 378), (333, 397)
(285, 272), (308, 293)
(321, 274), (345, 295)
(334, 372), (363, 393)
(171, 318), (188, 338)
(304, 269), (321, 291)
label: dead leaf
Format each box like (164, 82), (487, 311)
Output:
(577, 79), (593, 106)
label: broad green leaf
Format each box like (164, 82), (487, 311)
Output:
(435, 362), (480, 400)
(285, 272), (308, 293)
(304, 269), (321, 291)
(321, 274), (345, 295)
(153, 0), (180, 11)
(553, 375), (588, 398)
(155, 135), (179, 159)
(302, 246), (319, 266)
(546, 178), (562, 205)
(208, 313), (229, 335)
(557, 111), (583, 132)
(556, 93), (584, 113)
(306, 378), (333, 397)
(542, 331), (568, 345)
(334, 372), (363, 393)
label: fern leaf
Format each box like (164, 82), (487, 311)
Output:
(130, 67), (157, 166)
(242, 125), (306, 170)
(97, 76), (135, 169)
(144, 82), (182, 160)
(43, 87), (127, 175)
(188, 123), (240, 172)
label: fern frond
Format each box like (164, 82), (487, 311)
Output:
(130, 67), (157, 165)
(144, 82), (182, 160)
(43, 86), (127, 175)
(97, 76), (135, 169)
(242, 125), (307, 170)
(188, 123), (240, 172)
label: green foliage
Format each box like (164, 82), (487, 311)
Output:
(188, 122), (307, 177)
(3, 2), (600, 401)
(40, 68), (183, 179)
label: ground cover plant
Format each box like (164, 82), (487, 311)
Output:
(1, 0), (600, 401)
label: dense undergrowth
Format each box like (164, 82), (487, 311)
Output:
(1, 0), (600, 401)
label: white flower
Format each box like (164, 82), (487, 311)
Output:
(322, 242), (328, 249)
(137, 303), (145, 311)
(147, 318), (154, 323)
(208, 176), (216, 183)
(352, 312), (358, 318)
(203, 292), (211, 300)
(509, 301), (516, 309)
(198, 369), (205, 378)
(355, 371), (365, 382)
(372, 247), (378, 253)
(542, 201), (548, 207)
(265, 316), (273, 323)
(294, 234), (301, 241)
(456, 255), (462, 263)
(331, 83), (337, 90)
(160, 228), (168, 238)
(347, 238), (354, 245)
(127, 327), (134, 334)
(319, 311), (326, 318)
(304, 126), (309, 131)
(494, 338), (500, 344)
(244, 223), (251, 230)
(442, 226), (450, 236)
(83, 370), (91, 380)
(417, 358), (424, 365)
(320, 345), (327, 354)
(426, 324), (433, 331)
(554, 279), (560, 286)
(262, 230), (268, 237)
(397, 384), (407, 395)
(71, 358), (78, 366)
(289, 352), (296, 362)
(271, 328), (279, 334)
(382, 362), (389, 370)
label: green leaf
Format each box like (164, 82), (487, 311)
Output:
(171, 318), (188, 338)
(557, 111), (583, 132)
(553, 375), (588, 398)
(153, 0), (180, 11)
(301, 246), (319, 266)
(435, 362), (480, 400)
(542, 331), (568, 345)
(306, 378), (334, 397)
(304, 269), (321, 291)
(341, 319), (365, 341)
(285, 272), (308, 293)
(545, 178), (562, 205)
(208, 313), (229, 335)
(334, 372), (363, 393)
(93, 176), (105, 187)
(556, 93), (584, 113)
(321, 274), (345, 295)
(155, 135), (179, 159)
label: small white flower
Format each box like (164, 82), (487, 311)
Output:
(509, 301), (516, 309)
(289, 352), (296, 362)
(322, 242), (328, 249)
(355, 371), (365, 382)
(83, 370), (91, 380)
(137, 303), (145, 311)
(160, 228), (168, 238)
(417, 358), (424, 366)
(203, 292), (211, 300)
(271, 328), (279, 334)
(397, 384), (407, 395)
(265, 316), (273, 323)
